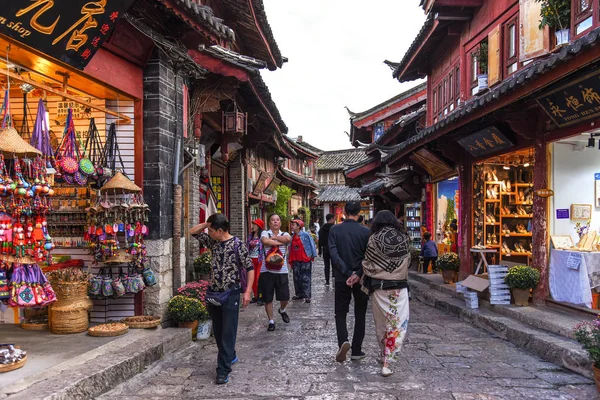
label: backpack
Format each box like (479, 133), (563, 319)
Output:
(265, 233), (285, 271)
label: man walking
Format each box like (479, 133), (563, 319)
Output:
(318, 213), (335, 286)
(328, 201), (370, 362)
(289, 219), (317, 303)
(258, 214), (292, 331)
(190, 214), (254, 385)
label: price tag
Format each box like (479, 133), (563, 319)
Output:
(567, 252), (582, 270)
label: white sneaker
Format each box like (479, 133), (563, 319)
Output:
(381, 366), (393, 377)
(335, 341), (350, 362)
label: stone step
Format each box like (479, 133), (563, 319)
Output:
(0, 327), (191, 400)
(408, 278), (593, 379)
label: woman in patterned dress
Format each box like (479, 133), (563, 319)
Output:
(360, 210), (410, 377)
(247, 219), (264, 305)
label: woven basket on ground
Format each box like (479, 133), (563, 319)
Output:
(0, 127), (42, 159)
(20, 322), (48, 331)
(0, 355), (27, 373)
(52, 281), (88, 302)
(88, 323), (129, 337)
(50, 308), (89, 334)
(121, 316), (161, 329)
(100, 172), (141, 194)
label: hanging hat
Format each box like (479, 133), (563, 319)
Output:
(0, 127), (42, 158)
(291, 219), (305, 228)
(100, 171), (141, 194)
(252, 219), (265, 230)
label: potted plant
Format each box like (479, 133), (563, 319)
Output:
(473, 41), (489, 92)
(193, 251), (212, 281)
(504, 265), (541, 306)
(574, 316), (600, 392)
(536, 0), (571, 45)
(436, 252), (460, 284)
(177, 281), (212, 340)
(167, 295), (207, 330)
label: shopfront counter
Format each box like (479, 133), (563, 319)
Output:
(549, 249), (600, 308)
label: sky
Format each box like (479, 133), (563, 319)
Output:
(261, 0), (426, 151)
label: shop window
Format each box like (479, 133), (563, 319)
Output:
(470, 50), (479, 96)
(573, 0), (593, 35)
(504, 15), (519, 77)
(432, 89), (437, 116)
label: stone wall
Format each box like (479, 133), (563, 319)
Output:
(185, 168), (200, 281)
(229, 153), (246, 240)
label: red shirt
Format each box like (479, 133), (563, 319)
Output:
(289, 234), (311, 263)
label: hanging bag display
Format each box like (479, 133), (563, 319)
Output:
(141, 266), (157, 287)
(0, 265), (9, 300)
(97, 123), (127, 186)
(30, 98), (55, 165)
(101, 268), (114, 297)
(89, 268), (103, 296)
(112, 267), (126, 298)
(55, 109), (82, 178)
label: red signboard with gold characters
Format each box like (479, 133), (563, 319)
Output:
(0, 0), (134, 69)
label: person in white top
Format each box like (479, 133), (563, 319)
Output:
(258, 214), (292, 332)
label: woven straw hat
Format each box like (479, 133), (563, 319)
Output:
(100, 172), (141, 194)
(0, 127), (42, 158)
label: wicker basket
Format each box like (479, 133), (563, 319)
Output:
(52, 281), (89, 302)
(88, 323), (129, 337)
(100, 172), (141, 194)
(21, 322), (48, 331)
(50, 308), (90, 334)
(0, 356), (27, 373)
(121, 316), (161, 329)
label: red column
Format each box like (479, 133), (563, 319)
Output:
(532, 135), (550, 304)
(458, 161), (473, 280)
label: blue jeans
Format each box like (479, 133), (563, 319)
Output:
(292, 261), (312, 299)
(207, 288), (240, 376)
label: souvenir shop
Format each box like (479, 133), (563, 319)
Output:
(0, 4), (158, 378)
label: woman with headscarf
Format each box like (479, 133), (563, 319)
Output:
(360, 210), (410, 377)
(247, 219), (264, 304)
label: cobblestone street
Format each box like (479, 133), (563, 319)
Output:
(101, 259), (598, 399)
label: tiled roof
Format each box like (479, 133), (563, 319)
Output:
(347, 82), (427, 121)
(367, 105), (426, 150)
(317, 149), (370, 171)
(358, 169), (412, 197)
(198, 45), (267, 70)
(283, 136), (320, 158)
(393, 12), (434, 80)
(344, 155), (378, 173)
(221, 0), (284, 70)
(291, 138), (323, 155)
(171, 0), (236, 41)
(317, 185), (362, 202)
(277, 167), (317, 189)
(386, 27), (600, 164)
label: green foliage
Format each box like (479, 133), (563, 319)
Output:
(436, 252), (460, 271)
(409, 246), (421, 260)
(473, 40), (489, 74)
(298, 206), (311, 227)
(536, 0), (571, 31)
(268, 185), (295, 229)
(167, 295), (208, 323)
(446, 199), (456, 228)
(193, 251), (212, 275)
(574, 316), (600, 368)
(505, 265), (541, 290)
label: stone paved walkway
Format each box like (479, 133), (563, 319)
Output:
(101, 259), (599, 399)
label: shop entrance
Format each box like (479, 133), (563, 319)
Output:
(473, 149), (534, 268)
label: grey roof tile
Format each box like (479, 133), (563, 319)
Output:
(317, 149), (370, 171)
(317, 185), (362, 202)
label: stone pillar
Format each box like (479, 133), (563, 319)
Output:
(458, 160), (473, 280)
(185, 168), (200, 282)
(229, 153), (246, 240)
(142, 51), (185, 317)
(532, 135), (550, 304)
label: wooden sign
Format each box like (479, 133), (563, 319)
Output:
(550, 235), (574, 250)
(537, 69), (600, 127)
(252, 172), (268, 196)
(457, 126), (514, 157)
(263, 177), (280, 195)
(0, 0), (134, 70)
(535, 189), (554, 198)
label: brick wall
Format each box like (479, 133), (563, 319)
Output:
(229, 153), (246, 240)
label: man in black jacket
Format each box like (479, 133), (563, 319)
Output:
(328, 201), (370, 363)
(318, 213), (335, 286)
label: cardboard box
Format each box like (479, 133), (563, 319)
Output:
(462, 275), (490, 292)
(456, 282), (466, 293)
(490, 299), (510, 305)
(0, 306), (20, 324)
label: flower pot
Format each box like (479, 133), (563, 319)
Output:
(196, 319), (212, 340)
(178, 320), (199, 330)
(477, 74), (488, 92)
(442, 270), (456, 284)
(593, 364), (600, 393)
(512, 288), (530, 306)
(555, 28), (570, 46)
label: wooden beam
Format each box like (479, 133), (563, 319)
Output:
(532, 131), (550, 304)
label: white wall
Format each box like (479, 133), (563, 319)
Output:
(552, 142), (600, 243)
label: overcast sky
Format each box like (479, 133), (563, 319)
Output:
(261, 0), (426, 151)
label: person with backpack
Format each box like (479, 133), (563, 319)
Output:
(289, 219), (317, 303)
(258, 214), (291, 331)
(190, 213), (254, 385)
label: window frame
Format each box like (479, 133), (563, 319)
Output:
(503, 14), (519, 78)
(469, 47), (480, 96)
(572, 0), (598, 38)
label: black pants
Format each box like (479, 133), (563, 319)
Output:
(423, 256), (438, 272)
(334, 280), (368, 354)
(323, 252), (332, 284)
(207, 289), (240, 377)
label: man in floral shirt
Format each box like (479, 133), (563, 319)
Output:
(191, 213), (254, 385)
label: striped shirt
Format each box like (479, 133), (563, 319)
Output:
(260, 230), (290, 274)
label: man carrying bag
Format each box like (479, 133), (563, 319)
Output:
(191, 213), (254, 385)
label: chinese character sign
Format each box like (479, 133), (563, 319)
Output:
(0, 0), (134, 70)
(537, 70), (600, 126)
(457, 127), (514, 157)
(373, 123), (385, 142)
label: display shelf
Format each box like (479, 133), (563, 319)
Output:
(500, 192), (516, 195)
(502, 251), (532, 256)
(484, 199), (500, 203)
(484, 181), (501, 184)
(501, 214), (533, 218)
(485, 222), (500, 226)
(485, 245), (501, 249)
(507, 233), (532, 237)
(514, 183), (534, 187)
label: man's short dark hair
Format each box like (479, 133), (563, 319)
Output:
(345, 201), (361, 216)
(207, 213), (230, 232)
(326, 213), (335, 222)
(424, 232), (431, 240)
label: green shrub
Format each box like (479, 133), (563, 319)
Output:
(194, 251), (212, 275)
(505, 265), (541, 290)
(536, 0), (571, 31)
(167, 295), (208, 323)
(574, 316), (600, 368)
(436, 252), (460, 271)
